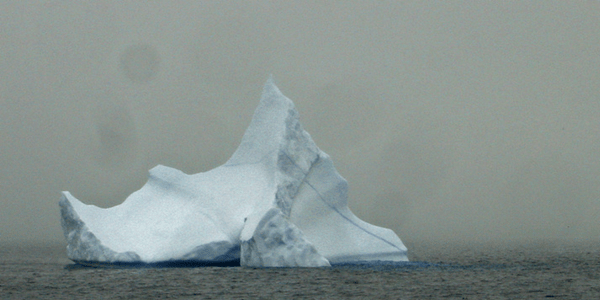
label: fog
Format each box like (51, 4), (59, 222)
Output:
(1, 2), (599, 246)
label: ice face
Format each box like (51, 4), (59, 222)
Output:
(240, 208), (330, 267)
(59, 78), (408, 266)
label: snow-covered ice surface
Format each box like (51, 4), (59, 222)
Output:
(59, 78), (408, 267)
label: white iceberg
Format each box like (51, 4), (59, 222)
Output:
(59, 78), (408, 267)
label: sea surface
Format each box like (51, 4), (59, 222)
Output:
(1, 240), (598, 299)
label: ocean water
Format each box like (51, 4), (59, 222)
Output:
(1, 240), (598, 299)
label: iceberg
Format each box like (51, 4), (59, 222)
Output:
(59, 78), (408, 267)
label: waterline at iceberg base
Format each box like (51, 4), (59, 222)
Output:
(59, 78), (408, 267)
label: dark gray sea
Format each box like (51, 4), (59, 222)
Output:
(1, 240), (598, 299)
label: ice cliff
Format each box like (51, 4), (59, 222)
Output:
(59, 78), (408, 267)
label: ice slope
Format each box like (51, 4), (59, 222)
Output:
(59, 78), (408, 267)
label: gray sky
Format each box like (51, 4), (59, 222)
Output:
(1, 2), (599, 245)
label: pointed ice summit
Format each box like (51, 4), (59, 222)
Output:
(59, 78), (408, 267)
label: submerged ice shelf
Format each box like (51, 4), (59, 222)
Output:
(59, 78), (408, 267)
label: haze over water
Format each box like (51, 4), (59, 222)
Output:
(1, 2), (599, 247)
